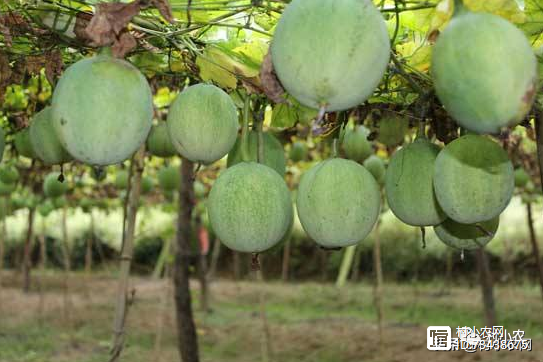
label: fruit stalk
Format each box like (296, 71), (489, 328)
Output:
(240, 97), (251, 163)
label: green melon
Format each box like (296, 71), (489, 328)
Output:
(207, 162), (292, 253)
(30, 106), (73, 165)
(14, 128), (37, 159)
(10, 195), (26, 210)
(194, 180), (206, 198)
(158, 166), (180, 192)
(342, 125), (372, 163)
(514, 168), (530, 188)
(227, 131), (286, 176)
(432, 11), (537, 134)
(0, 165), (19, 184)
(141, 176), (153, 195)
(38, 200), (55, 217)
(115, 170), (129, 190)
(43, 172), (68, 198)
(433, 134), (514, 224)
(52, 196), (67, 209)
(271, 0), (390, 112)
(363, 155), (386, 185)
(0, 127), (4, 163)
(289, 141), (308, 163)
(80, 198), (94, 213)
(0, 179), (16, 196)
(147, 123), (177, 158)
(376, 115), (408, 147)
(434, 217), (499, 251)
(296, 158), (380, 248)
(51, 50), (153, 166)
(385, 138), (446, 227)
(167, 84), (238, 164)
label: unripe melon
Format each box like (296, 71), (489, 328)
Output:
(43, 172), (68, 198)
(141, 176), (153, 195)
(385, 138), (446, 227)
(38, 200), (55, 217)
(342, 125), (372, 163)
(11, 195), (26, 210)
(434, 135), (514, 224)
(52, 196), (66, 209)
(271, 0), (390, 111)
(0, 165), (19, 184)
(363, 155), (386, 185)
(514, 168), (530, 188)
(207, 162), (292, 253)
(227, 131), (286, 176)
(167, 84), (238, 164)
(115, 170), (129, 190)
(376, 115), (408, 147)
(434, 217), (499, 251)
(0, 179), (16, 196)
(30, 106), (73, 165)
(194, 180), (206, 198)
(147, 123), (177, 158)
(51, 51), (153, 166)
(289, 141), (307, 162)
(297, 158), (380, 248)
(158, 166), (180, 192)
(80, 198), (94, 213)
(432, 12), (537, 134)
(14, 128), (37, 159)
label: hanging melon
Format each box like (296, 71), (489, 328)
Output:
(363, 155), (386, 185)
(342, 125), (372, 163)
(432, 9), (537, 134)
(51, 49), (153, 166)
(30, 106), (73, 165)
(207, 162), (292, 253)
(158, 165), (180, 192)
(227, 131), (286, 176)
(296, 158), (380, 248)
(289, 141), (308, 162)
(147, 123), (177, 158)
(271, 0), (390, 112)
(14, 128), (37, 159)
(434, 217), (499, 251)
(43, 172), (68, 198)
(167, 84), (238, 164)
(385, 138), (446, 227)
(0, 165), (19, 184)
(433, 134), (514, 224)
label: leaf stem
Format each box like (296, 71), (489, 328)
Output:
(241, 97), (251, 163)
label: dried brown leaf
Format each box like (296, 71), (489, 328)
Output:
(25, 55), (46, 75)
(74, 12), (93, 42)
(149, 0), (175, 23)
(0, 53), (12, 102)
(0, 16), (12, 47)
(45, 50), (63, 86)
(260, 49), (286, 104)
(85, 1), (141, 47)
(112, 30), (138, 58)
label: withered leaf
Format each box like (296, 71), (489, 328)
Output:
(259, 49), (286, 104)
(74, 12), (93, 42)
(112, 30), (138, 59)
(25, 55), (46, 75)
(0, 16), (12, 47)
(0, 53), (12, 102)
(149, 0), (175, 23)
(45, 50), (63, 87)
(85, 1), (141, 47)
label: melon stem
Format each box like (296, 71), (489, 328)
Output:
(316, 105), (326, 124)
(331, 138), (338, 158)
(255, 115), (265, 164)
(416, 120), (426, 140)
(240, 97), (250, 163)
(99, 47), (113, 57)
(453, 0), (467, 17)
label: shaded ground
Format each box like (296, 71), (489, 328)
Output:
(0, 270), (542, 362)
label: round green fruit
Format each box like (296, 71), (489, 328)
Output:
(342, 125), (372, 163)
(376, 115), (408, 147)
(141, 176), (153, 195)
(514, 168), (530, 188)
(14, 128), (37, 159)
(115, 170), (129, 190)
(434, 135), (514, 224)
(167, 84), (238, 164)
(271, 0), (390, 112)
(208, 162), (292, 253)
(80, 198), (94, 213)
(43, 172), (68, 198)
(363, 155), (386, 185)
(30, 106), (73, 165)
(0, 165), (19, 184)
(289, 141), (307, 163)
(434, 217), (499, 251)
(51, 50), (153, 166)
(0, 179), (16, 196)
(52, 196), (67, 209)
(432, 11), (537, 134)
(147, 123), (177, 158)
(296, 158), (380, 248)
(385, 138), (446, 227)
(158, 166), (180, 192)
(194, 180), (206, 198)
(227, 131), (286, 176)
(38, 200), (55, 217)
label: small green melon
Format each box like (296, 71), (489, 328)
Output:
(289, 141), (308, 163)
(14, 128), (37, 159)
(514, 168), (530, 188)
(52, 196), (67, 209)
(43, 172), (68, 198)
(385, 138), (446, 227)
(342, 125), (372, 163)
(115, 170), (129, 190)
(51, 50), (153, 166)
(194, 180), (206, 198)
(363, 155), (386, 185)
(0, 179), (16, 196)
(158, 166), (180, 192)
(296, 158), (381, 248)
(0, 165), (19, 184)
(207, 162), (292, 253)
(167, 84), (238, 164)
(433, 135), (514, 224)
(432, 11), (537, 134)
(227, 131), (286, 176)
(80, 198), (94, 213)
(147, 123), (177, 158)
(141, 176), (153, 195)
(376, 115), (408, 147)
(271, 0), (390, 111)
(30, 106), (73, 165)
(38, 200), (55, 217)
(434, 217), (499, 251)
